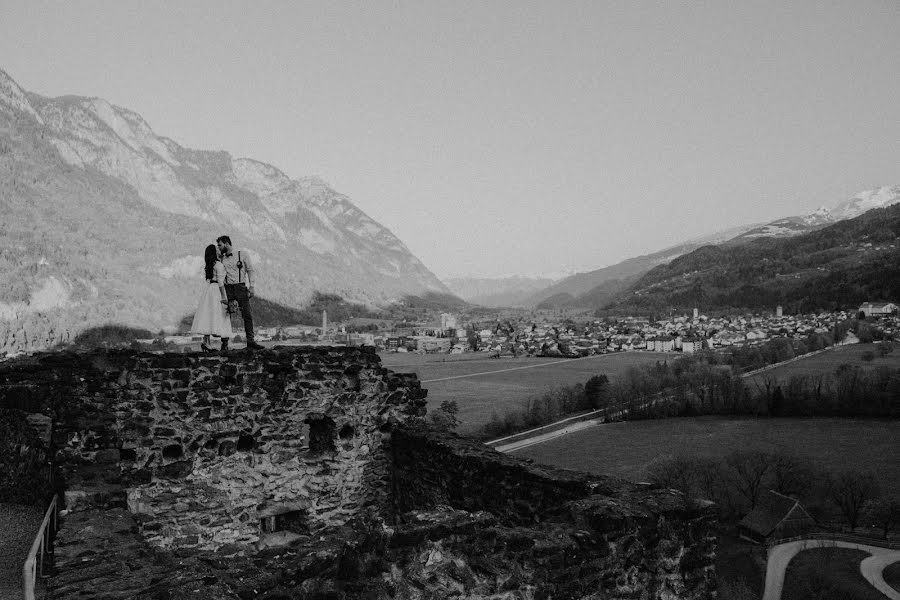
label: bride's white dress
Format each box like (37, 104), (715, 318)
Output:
(190, 262), (232, 338)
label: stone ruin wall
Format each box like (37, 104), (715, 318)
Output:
(390, 429), (718, 598)
(0, 347), (427, 551)
(0, 347), (717, 599)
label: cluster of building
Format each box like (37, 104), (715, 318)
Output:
(372, 302), (899, 357)
(161, 303), (899, 355)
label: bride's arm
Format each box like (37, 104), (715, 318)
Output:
(216, 263), (228, 304)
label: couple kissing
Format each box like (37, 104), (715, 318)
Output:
(189, 235), (264, 352)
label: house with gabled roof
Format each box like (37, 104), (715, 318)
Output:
(738, 489), (816, 544)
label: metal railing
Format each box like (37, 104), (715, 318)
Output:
(22, 494), (58, 600)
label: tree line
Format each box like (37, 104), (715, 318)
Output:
(614, 342), (899, 420)
(475, 333), (899, 440)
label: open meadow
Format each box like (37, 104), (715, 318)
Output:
(512, 416), (900, 497)
(743, 342), (900, 389)
(379, 351), (672, 434)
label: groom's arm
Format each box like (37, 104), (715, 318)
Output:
(243, 253), (254, 296)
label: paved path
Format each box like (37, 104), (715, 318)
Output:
(0, 503), (44, 600)
(497, 418), (601, 453)
(763, 539), (900, 600)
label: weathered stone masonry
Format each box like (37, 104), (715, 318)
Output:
(0, 347), (716, 599)
(1, 347), (426, 551)
(390, 429), (717, 599)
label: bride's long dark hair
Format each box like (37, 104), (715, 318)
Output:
(203, 244), (218, 281)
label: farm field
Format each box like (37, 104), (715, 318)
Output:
(513, 416), (900, 497)
(743, 342), (900, 389)
(379, 351), (672, 434)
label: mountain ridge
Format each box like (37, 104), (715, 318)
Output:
(0, 67), (448, 354)
(525, 186), (900, 309)
(443, 275), (558, 307)
(600, 202), (900, 315)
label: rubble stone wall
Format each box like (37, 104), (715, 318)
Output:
(0, 347), (717, 599)
(0, 347), (427, 550)
(391, 429), (718, 598)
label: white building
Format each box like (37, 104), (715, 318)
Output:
(859, 302), (898, 317)
(681, 338), (701, 354)
(647, 337), (675, 352)
(415, 336), (452, 353)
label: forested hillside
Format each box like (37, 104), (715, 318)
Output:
(601, 204), (900, 315)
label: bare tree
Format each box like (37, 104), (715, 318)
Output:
(863, 497), (900, 539)
(725, 450), (772, 509)
(646, 455), (695, 494)
(827, 471), (881, 530)
(769, 452), (815, 500)
(690, 456), (740, 517)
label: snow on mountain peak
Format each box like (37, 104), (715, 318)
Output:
(795, 187), (900, 226)
(799, 205), (835, 226)
(830, 186), (900, 220)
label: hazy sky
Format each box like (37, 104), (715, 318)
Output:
(2, 1), (899, 280)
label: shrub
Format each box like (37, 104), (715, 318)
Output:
(476, 382), (592, 439)
(69, 324), (154, 349)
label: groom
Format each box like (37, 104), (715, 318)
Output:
(216, 235), (264, 351)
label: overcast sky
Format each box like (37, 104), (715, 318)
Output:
(2, 1), (898, 280)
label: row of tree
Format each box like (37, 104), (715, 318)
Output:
(478, 375), (609, 439)
(601, 342), (900, 419)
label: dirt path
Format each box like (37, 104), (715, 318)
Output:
(763, 539), (900, 600)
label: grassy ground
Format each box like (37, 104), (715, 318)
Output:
(512, 416), (900, 497)
(781, 548), (886, 600)
(379, 351), (672, 434)
(884, 561), (900, 593)
(743, 342), (900, 389)
(715, 529), (766, 599)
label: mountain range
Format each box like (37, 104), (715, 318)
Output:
(2, 65), (897, 355)
(501, 186), (900, 310)
(0, 68), (447, 355)
(602, 201), (900, 315)
(443, 275), (559, 308)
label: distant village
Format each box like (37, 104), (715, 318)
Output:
(159, 301), (899, 356)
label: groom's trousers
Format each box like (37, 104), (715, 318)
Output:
(224, 283), (255, 343)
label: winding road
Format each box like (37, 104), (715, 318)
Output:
(763, 538), (900, 600)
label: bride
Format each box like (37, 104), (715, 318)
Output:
(190, 244), (232, 351)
